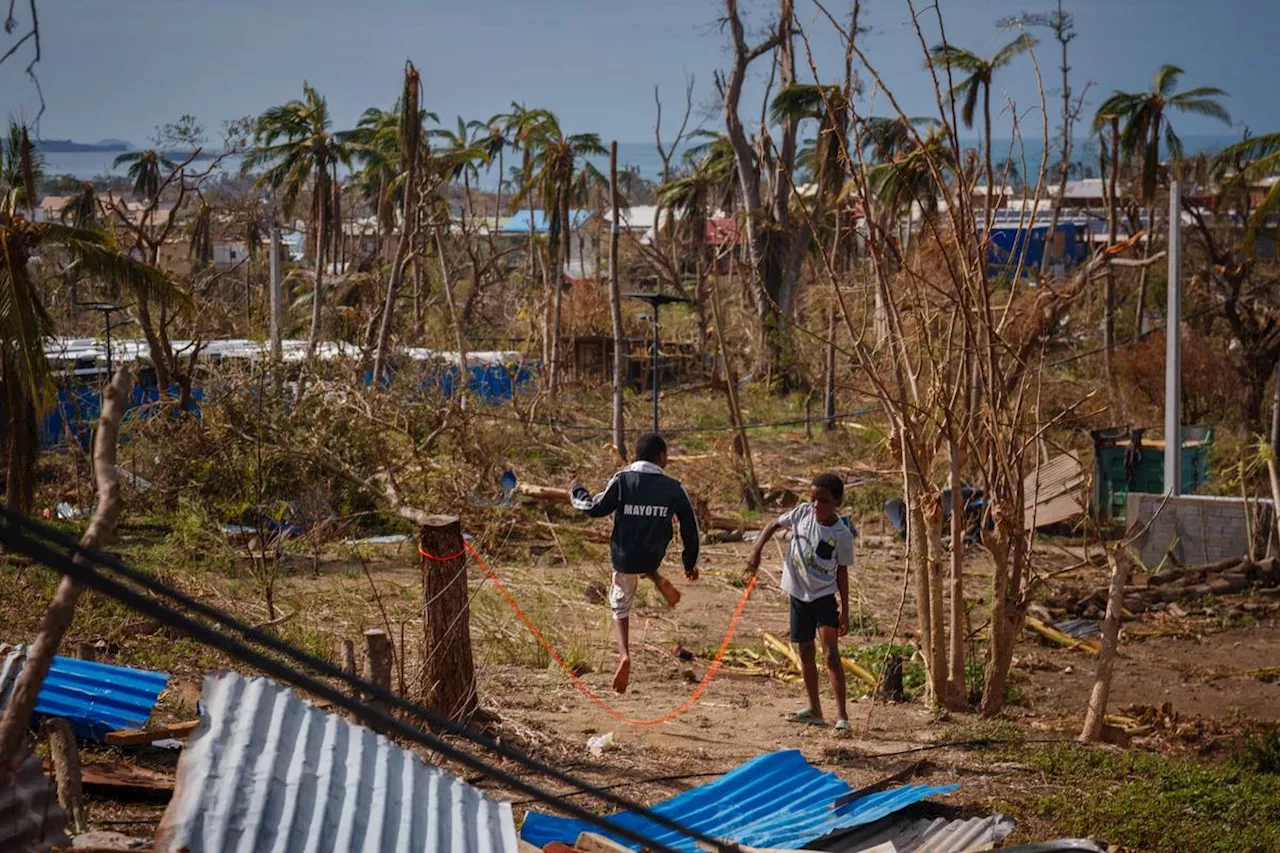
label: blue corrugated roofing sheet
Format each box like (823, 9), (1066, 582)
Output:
(0, 646), (168, 738)
(156, 672), (519, 853)
(499, 209), (592, 234)
(519, 750), (958, 852)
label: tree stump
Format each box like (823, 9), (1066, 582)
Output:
(418, 516), (478, 722)
(340, 638), (358, 699)
(45, 718), (85, 833)
(877, 653), (906, 702)
(362, 629), (393, 713)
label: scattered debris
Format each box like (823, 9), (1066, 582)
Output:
(1025, 454), (1087, 530)
(1055, 619), (1102, 640)
(814, 810), (1016, 853)
(0, 746), (70, 853)
(520, 750), (958, 852)
(1075, 555), (1280, 612)
(104, 719), (200, 747)
(342, 533), (414, 545)
(587, 732), (615, 757)
(1024, 618), (1101, 655)
(70, 829), (154, 850)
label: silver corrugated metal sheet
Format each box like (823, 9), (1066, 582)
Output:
(0, 746), (70, 853)
(817, 813), (1014, 853)
(0, 645), (168, 738)
(155, 672), (519, 853)
(1025, 453), (1088, 530)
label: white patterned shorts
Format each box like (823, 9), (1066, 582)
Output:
(609, 571), (640, 620)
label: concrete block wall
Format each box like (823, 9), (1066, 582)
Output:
(1125, 493), (1273, 569)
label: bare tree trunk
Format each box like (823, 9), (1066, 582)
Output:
(823, 297), (837, 431)
(0, 366), (131, 780)
(946, 442), (967, 705)
(1103, 124), (1121, 396)
(922, 492), (948, 706)
(608, 142), (627, 461)
(372, 159), (418, 385)
(362, 629), (394, 713)
(307, 176), (327, 359)
(709, 279), (764, 510)
(1080, 548), (1132, 742)
(434, 227), (470, 395)
(418, 516), (478, 722)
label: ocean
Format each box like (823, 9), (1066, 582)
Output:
(36, 135), (1241, 188)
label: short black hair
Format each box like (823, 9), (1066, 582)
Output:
(812, 472), (844, 503)
(635, 432), (667, 463)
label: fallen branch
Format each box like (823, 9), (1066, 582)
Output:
(0, 366), (132, 780)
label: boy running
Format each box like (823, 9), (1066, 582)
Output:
(570, 433), (700, 694)
(745, 472), (854, 729)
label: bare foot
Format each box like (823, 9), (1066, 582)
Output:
(654, 576), (682, 608)
(613, 658), (632, 694)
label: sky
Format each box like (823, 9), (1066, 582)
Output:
(1, 0), (1276, 148)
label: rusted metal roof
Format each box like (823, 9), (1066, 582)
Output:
(0, 746), (70, 853)
(155, 672), (519, 853)
(1025, 453), (1087, 530)
(0, 646), (168, 738)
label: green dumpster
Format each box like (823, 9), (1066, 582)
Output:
(1090, 425), (1213, 523)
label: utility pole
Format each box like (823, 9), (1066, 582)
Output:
(269, 225), (282, 362)
(1164, 180), (1182, 496)
(607, 142), (627, 460)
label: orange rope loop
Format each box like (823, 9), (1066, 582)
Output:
(462, 540), (756, 726)
(419, 543), (468, 562)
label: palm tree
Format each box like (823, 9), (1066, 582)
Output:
(60, 182), (100, 228)
(113, 149), (177, 202)
(770, 84), (849, 208)
(470, 114), (514, 224)
(1216, 131), (1280, 233)
(434, 116), (493, 204)
(1098, 65), (1231, 204)
(366, 62), (431, 385)
(242, 82), (353, 358)
(861, 116), (936, 164)
(869, 126), (957, 221)
(930, 35), (1036, 231)
(513, 118), (605, 393)
(1, 210), (184, 512)
(1, 122), (42, 215)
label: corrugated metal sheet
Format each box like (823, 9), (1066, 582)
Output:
(155, 672), (519, 853)
(817, 813), (1015, 853)
(1025, 454), (1087, 529)
(0, 746), (70, 853)
(519, 750), (958, 852)
(0, 646), (168, 738)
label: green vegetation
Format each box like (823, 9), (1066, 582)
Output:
(1005, 744), (1280, 853)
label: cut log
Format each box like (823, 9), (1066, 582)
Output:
(105, 719), (200, 746)
(340, 638), (358, 699)
(362, 629), (393, 712)
(576, 832), (634, 853)
(1209, 574), (1251, 595)
(45, 718), (85, 833)
(516, 483), (572, 502)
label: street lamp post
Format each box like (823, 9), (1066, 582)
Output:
(625, 292), (689, 434)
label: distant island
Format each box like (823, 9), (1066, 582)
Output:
(35, 138), (132, 153)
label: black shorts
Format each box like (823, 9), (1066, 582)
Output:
(789, 594), (839, 643)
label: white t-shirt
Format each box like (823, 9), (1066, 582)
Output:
(778, 502), (856, 602)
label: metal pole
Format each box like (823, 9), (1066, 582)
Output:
(652, 304), (660, 434)
(1164, 179), (1182, 496)
(269, 226), (283, 361)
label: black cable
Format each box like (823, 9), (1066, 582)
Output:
(470, 408), (871, 434)
(0, 511), (730, 853)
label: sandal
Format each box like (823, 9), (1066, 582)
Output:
(832, 719), (851, 732)
(787, 708), (827, 727)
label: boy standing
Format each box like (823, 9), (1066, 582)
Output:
(570, 433), (700, 694)
(745, 472), (854, 729)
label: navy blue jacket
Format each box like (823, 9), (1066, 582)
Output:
(571, 461), (700, 575)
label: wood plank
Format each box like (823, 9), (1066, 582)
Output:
(105, 719), (200, 746)
(576, 832), (637, 853)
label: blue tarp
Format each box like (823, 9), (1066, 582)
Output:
(519, 749), (958, 851)
(987, 223), (1087, 278)
(0, 647), (169, 739)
